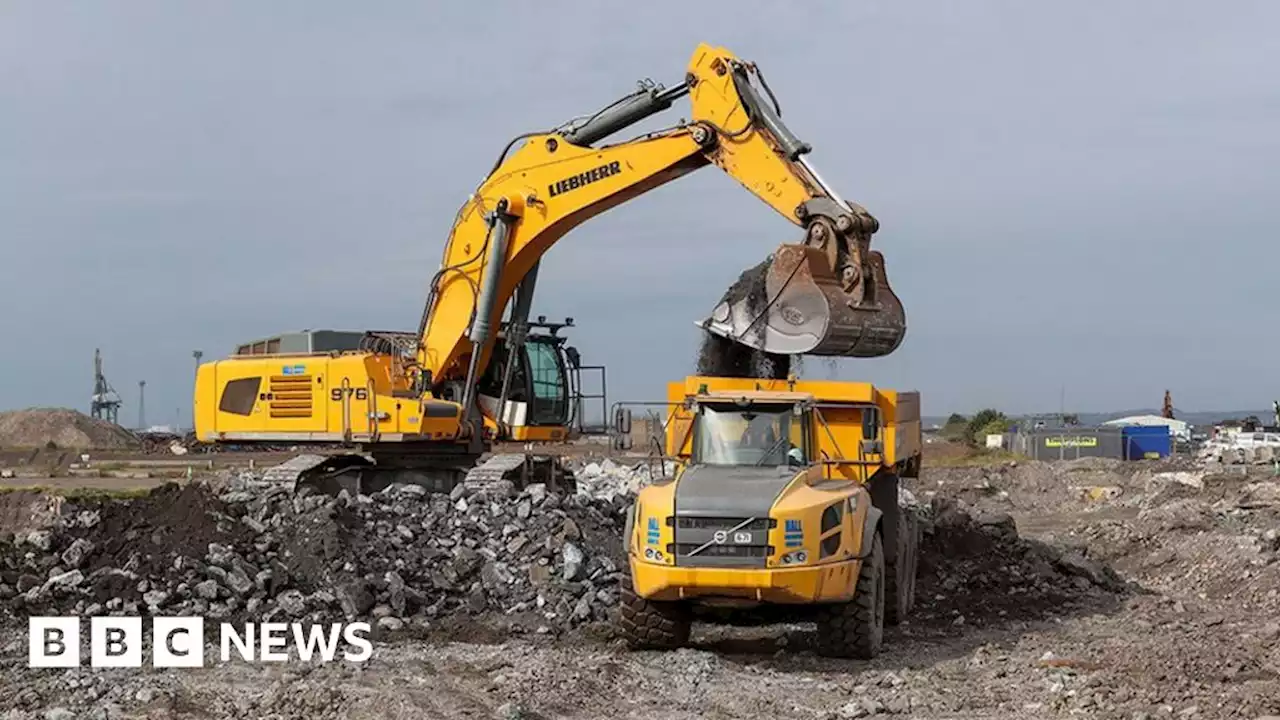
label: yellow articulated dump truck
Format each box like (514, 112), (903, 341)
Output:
(613, 375), (922, 659)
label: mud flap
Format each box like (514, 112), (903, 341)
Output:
(699, 244), (906, 359)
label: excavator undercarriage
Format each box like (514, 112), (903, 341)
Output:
(264, 448), (576, 499)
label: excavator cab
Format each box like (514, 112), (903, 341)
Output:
(476, 316), (602, 442)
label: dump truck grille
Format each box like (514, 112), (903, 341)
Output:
(671, 515), (772, 568)
(268, 375), (313, 418)
(672, 544), (772, 558)
(675, 517), (772, 531)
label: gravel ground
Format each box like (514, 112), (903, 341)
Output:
(2, 455), (1280, 719)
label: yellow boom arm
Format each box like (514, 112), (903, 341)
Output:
(417, 43), (906, 417)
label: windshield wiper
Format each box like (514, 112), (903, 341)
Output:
(755, 436), (791, 466)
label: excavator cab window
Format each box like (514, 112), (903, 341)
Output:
(525, 339), (568, 425)
(475, 335), (570, 428)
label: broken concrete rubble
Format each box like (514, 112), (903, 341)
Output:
(0, 471), (631, 636)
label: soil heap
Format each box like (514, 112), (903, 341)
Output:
(0, 408), (139, 450)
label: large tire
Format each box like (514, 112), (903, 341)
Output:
(815, 531), (885, 659)
(885, 509), (920, 626)
(618, 582), (691, 650)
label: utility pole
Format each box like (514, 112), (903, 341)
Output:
(191, 350), (203, 433)
(138, 380), (146, 430)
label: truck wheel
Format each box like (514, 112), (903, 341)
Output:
(815, 531), (884, 659)
(619, 583), (691, 650)
(886, 510), (920, 625)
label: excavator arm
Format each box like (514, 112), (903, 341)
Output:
(416, 42), (906, 421)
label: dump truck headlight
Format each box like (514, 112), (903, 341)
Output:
(780, 549), (808, 565)
(643, 547), (666, 563)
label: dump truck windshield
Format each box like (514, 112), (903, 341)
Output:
(692, 403), (808, 467)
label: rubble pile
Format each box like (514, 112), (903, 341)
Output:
(0, 450), (1135, 643)
(0, 474), (631, 635)
(0, 408), (140, 450)
(1200, 442), (1280, 465)
(568, 457), (670, 500)
(911, 496), (1129, 627)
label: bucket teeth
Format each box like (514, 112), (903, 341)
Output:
(699, 244), (906, 359)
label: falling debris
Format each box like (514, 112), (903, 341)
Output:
(696, 258), (792, 379)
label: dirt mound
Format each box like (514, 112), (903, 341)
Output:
(911, 497), (1129, 629)
(0, 407), (139, 450)
(69, 483), (248, 574)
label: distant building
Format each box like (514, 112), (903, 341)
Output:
(1101, 414), (1190, 441)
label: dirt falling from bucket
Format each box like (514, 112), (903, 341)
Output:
(696, 258), (792, 380)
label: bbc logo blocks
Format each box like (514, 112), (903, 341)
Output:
(30, 617), (202, 668)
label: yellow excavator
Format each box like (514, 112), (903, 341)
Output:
(192, 41), (907, 494)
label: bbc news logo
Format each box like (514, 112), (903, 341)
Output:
(29, 617), (373, 668)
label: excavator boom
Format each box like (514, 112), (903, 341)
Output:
(417, 43), (906, 412)
(194, 42), (906, 498)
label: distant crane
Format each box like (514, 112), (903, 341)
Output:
(90, 348), (122, 424)
(138, 380), (147, 430)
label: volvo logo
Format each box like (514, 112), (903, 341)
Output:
(687, 517), (762, 557)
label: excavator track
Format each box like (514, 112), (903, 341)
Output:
(261, 453), (333, 484)
(464, 453), (530, 486)
(464, 453), (577, 495)
(262, 451), (577, 497)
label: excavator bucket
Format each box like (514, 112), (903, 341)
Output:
(699, 244), (906, 358)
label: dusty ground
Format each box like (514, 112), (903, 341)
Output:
(3, 448), (1280, 719)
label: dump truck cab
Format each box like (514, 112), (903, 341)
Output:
(616, 375), (922, 659)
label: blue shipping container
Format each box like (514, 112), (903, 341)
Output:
(1121, 425), (1171, 460)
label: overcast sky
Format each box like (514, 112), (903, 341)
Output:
(2, 1), (1277, 426)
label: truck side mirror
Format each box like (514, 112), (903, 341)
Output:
(614, 407), (633, 435)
